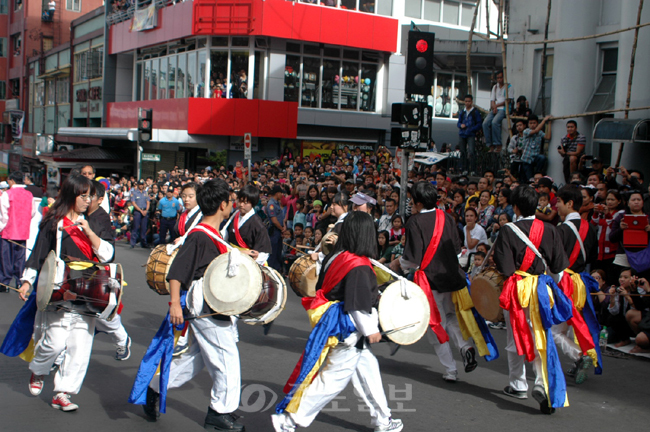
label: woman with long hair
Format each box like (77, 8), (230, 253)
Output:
(377, 230), (392, 264)
(17, 175), (116, 411)
(492, 188), (514, 222)
(591, 189), (625, 284)
(477, 190), (495, 229)
(464, 207), (488, 254)
(272, 211), (403, 432)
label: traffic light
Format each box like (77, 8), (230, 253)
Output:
(405, 30), (435, 96)
(391, 102), (422, 127)
(138, 108), (152, 142)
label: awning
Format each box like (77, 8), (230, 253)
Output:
(38, 147), (132, 170)
(37, 66), (72, 79)
(592, 118), (650, 143)
(56, 127), (139, 141)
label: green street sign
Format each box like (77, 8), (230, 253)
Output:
(141, 153), (161, 162)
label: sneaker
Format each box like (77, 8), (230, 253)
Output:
(173, 343), (189, 357)
(489, 321), (507, 330)
(271, 413), (295, 432)
(502, 385), (528, 399)
(51, 393), (79, 412)
(532, 385), (555, 415)
(375, 418), (404, 432)
(29, 373), (44, 396)
(442, 371), (458, 382)
(143, 388), (159, 421)
(461, 346), (478, 373)
(115, 336), (132, 361)
(574, 355), (592, 385)
(204, 407), (245, 431)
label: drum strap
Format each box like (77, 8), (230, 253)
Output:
(507, 219), (545, 273)
(414, 209), (449, 344)
(566, 219), (588, 267)
(190, 224), (230, 254)
(62, 216), (97, 262)
(233, 212), (250, 249)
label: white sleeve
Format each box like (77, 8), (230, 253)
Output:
(0, 192), (10, 232)
(93, 239), (115, 263)
(607, 296), (620, 315)
(256, 252), (269, 265)
(490, 85), (497, 102)
(21, 267), (38, 287)
(350, 309), (380, 337)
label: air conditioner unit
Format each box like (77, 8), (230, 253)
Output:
(58, 144), (74, 152)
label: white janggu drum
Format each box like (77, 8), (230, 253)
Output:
(240, 266), (287, 326)
(378, 280), (430, 345)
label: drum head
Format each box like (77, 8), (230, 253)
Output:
(378, 281), (430, 345)
(36, 251), (58, 311)
(107, 263), (124, 321)
(470, 270), (504, 322)
(203, 252), (263, 315)
(288, 255), (317, 298)
(242, 266), (287, 325)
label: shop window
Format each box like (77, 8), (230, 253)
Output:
(168, 56), (176, 99)
(34, 82), (44, 106)
(360, 64), (377, 112)
(135, 62), (142, 101)
(197, 51), (206, 97)
(230, 51), (249, 99)
(187, 52), (196, 98)
(45, 80), (55, 105)
(321, 59), (339, 109)
(451, 75), (467, 118)
(56, 77), (69, 103)
(340, 62), (359, 110)
(434, 73), (453, 118)
(150, 58), (158, 100)
(210, 50), (228, 98)
(159, 58), (167, 99)
(301, 57), (320, 108)
(284, 55), (300, 103)
(143, 60), (150, 100)
(253, 51), (264, 100)
(177, 54), (186, 98)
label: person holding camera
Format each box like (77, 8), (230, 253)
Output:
(558, 120), (586, 184)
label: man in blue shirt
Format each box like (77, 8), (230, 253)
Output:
(157, 188), (182, 245)
(130, 180), (150, 248)
(457, 94), (483, 175)
(265, 185), (285, 271)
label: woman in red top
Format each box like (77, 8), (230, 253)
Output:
(591, 189), (625, 285)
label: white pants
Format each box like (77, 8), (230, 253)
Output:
(504, 311), (544, 392)
(150, 317), (241, 414)
(29, 311), (95, 395)
(426, 291), (471, 374)
(290, 333), (392, 429)
(95, 314), (129, 346)
(551, 322), (581, 362)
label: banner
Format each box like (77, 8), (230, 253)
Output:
(8, 110), (25, 140)
(131, 5), (158, 32)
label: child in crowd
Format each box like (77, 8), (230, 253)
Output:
(377, 231), (392, 264)
(293, 198), (307, 229)
(388, 215), (404, 246)
(469, 251), (486, 281)
(537, 192), (552, 216)
(308, 200), (323, 228)
(313, 228), (323, 247)
(390, 234), (406, 262)
(303, 226), (314, 248)
(281, 228), (294, 275)
(467, 197), (479, 209)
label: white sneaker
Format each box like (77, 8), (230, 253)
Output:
(29, 373), (44, 396)
(375, 418), (404, 432)
(442, 371), (458, 382)
(271, 413), (296, 432)
(51, 392), (79, 412)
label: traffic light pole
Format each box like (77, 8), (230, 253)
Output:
(399, 149), (409, 216)
(136, 137), (142, 181)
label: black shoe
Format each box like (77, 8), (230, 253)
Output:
(502, 386), (528, 399)
(263, 322), (274, 336)
(532, 385), (555, 415)
(204, 407), (245, 431)
(143, 388), (159, 421)
(462, 346), (478, 373)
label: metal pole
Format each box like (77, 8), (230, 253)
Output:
(399, 149), (409, 216)
(136, 139), (142, 181)
(248, 158), (251, 183)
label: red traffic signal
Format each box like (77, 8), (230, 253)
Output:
(405, 31), (435, 96)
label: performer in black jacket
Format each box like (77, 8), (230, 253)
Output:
(172, 182), (203, 243)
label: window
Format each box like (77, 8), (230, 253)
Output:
(0, 0), (8, 14)
(407, 0), (476, 26)
(10, 79), (19, 98)
(56, 77), (69, 103)
(66, 0), (80, 12)
(34, 82), (45, 106)
(12, 34), (21, 56)
(43, 37), (53, 53)
(283, 42), (381, 112)
(534, 53), (553, 115)
(13, 0), (21, 12)
(45, 79), (55, 105)
(0, 38), (6, 57)
(0, 81), (6, 100)
(376, 0), (392, 16)
(89, 46), (103, 79)
(586, 48), (618, 112)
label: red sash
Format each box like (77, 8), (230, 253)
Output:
(499, 218), (545, 361)
(568, 219), (589, 268)
(178, 210), (189, 236)
(302, 251), (373, 311)
(413, 209), (449, 344)
(189, 223), (229, 254)
(63, 217), (97, 262)
(233, 212), (249, 249)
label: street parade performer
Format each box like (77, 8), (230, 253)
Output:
(493, 185), (573, 414)
(129, 179), (246, 432)
(272, 211), (404, 432)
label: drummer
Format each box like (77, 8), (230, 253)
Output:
(272, 211), (403, 432)
(391, 181), (479, 382)
(309, 192), (349, 263)
(223, 184), (271, 265)
(492, 185), (570, 414)
(555, 185), (601, 384)
(139, 179), (246, 431)
(17, 175), (115, 412)
(88, 180), (131, 361)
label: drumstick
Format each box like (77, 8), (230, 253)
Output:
(6, 239), (32, 251)
(59, 222), (82, 231)
(0, 282), (21, 293)
(185, 310), (235, 320)
(382, 321), (420, 336)
(283, 242), (307, 256)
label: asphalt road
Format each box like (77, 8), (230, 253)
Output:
(1, 242), (648, 432)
